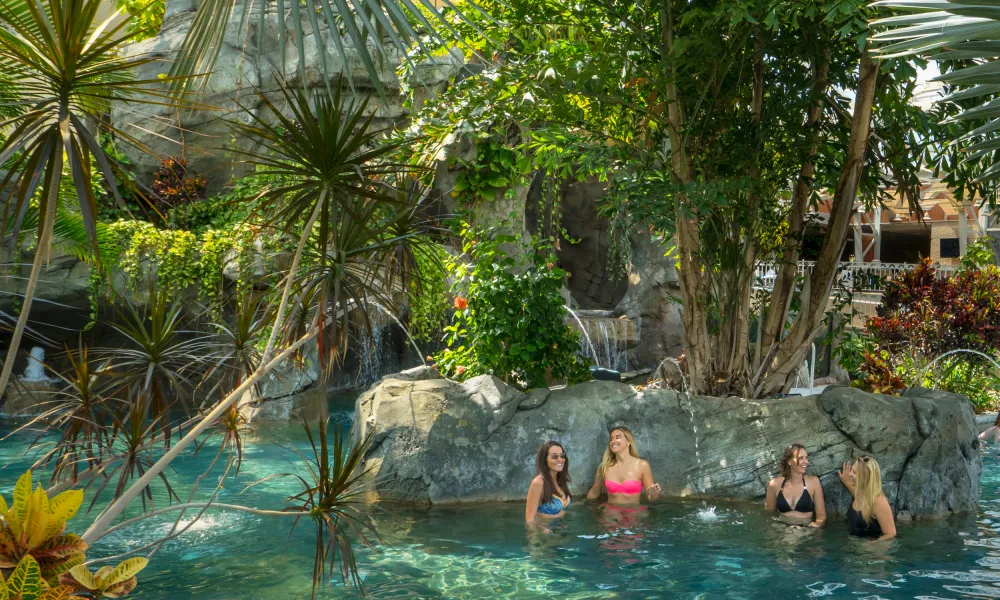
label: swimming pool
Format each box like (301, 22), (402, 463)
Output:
(3, 410), (1000, 599)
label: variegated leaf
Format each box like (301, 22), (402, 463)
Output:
(93, 566), (114, 587)
(104, 558), (148, 587)
(65, 565), (95, 591)
(104, 576), (137, 599)
(40, 552), (85, 587)
(0, 565), (9, 600)
(8, 555), (44, 599)
(43, 491), (82, 541)
(34, 535), (87, 560)
(25, 487), (50, 551)
(38, 585), (74, 600)
(8, 471), (33, 538)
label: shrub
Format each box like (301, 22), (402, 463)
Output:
(434, 224), (590, 390)
(846, 245), (1000, 410)
(152, 158), (206, 209)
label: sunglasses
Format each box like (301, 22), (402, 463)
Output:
(549, 453), (567, 459)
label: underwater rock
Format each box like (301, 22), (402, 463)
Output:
(354, 376), (981, 518)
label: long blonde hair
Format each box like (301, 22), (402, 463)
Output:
(598, 427), (640, 478)
(853, 455), (885, 523)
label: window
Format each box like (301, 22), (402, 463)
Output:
(940, 237), (960, 258)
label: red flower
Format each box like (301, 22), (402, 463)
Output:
(455, 365), (466, 376)
(546, 262), (554, 270)
(454, 297), (468, 310)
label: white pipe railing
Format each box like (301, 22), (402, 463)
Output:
(753, 260), (961, 328)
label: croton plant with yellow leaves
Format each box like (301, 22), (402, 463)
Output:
(0, 471), (148, 599)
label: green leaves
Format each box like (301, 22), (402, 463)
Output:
(434, 223), (590, 390)
(872, 0), (1000, 184)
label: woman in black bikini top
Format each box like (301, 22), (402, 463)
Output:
(765, 443), (827, 527)
(837, 455), (896, 541)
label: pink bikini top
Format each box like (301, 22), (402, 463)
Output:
(605, 479), (643, 495)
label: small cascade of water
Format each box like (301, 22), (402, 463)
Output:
(564, 308), (631, 371)
(590, 319), (629, 372)
(564, 307), (599, 362)
(658, 357), (707, 498)
(355, 315), (397, 388)
(21, 347), (53, 384)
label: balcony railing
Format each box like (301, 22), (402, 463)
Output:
(754, 261), (959, 293)
(753, 260), (960, 327)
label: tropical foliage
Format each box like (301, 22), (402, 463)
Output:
(0, 555), (77, 600)
(400, 0), (1000, 397)
(0, 472), (86, 583)
(434, 223), (591, 390)
(842, 244), (1000, 410)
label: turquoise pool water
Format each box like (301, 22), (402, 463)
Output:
(3, 405), (1000, 599)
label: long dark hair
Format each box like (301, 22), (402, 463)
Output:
(780, 443), (806, 480)
(535, 440), (571, 502)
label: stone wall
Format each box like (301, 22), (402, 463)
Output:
(354, 368), (981, 517)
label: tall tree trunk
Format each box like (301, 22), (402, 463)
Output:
(728, 28), (767, 390)
(760, 41), (831, 354)
(760, 50), (878, 395)
(0, 146), (62, 398)
(662, 0), (711, 393)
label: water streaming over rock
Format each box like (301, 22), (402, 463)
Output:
(565, 309), (631, 371)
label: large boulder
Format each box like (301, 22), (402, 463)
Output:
(353, 374), (981, 517)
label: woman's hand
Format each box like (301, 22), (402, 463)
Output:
(837, 462), (854, 486)
(646, 482), (662, 500)
(807, 520), (825, 528)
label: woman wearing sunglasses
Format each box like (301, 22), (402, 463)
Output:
(526, 440), (572, 527)
(837, 455), (896, 541)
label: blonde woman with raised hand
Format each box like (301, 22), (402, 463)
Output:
(837, 455), (896, 541)
(586, 427), (661, 505)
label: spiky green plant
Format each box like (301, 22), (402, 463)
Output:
(0, 0), (188, 399)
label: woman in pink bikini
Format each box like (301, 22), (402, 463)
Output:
(586, 427), (661, 505)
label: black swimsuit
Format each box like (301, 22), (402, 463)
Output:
(847, 505), (883, 538)
(776, 478), (815, 513)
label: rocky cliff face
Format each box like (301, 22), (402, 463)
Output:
(353, 368), (981, 517)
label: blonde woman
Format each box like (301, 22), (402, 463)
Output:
(586, 427), (661, 505)
(837, 455), (896, 541)
(765, 443), (827, 527)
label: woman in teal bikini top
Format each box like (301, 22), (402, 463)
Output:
(526, 441), (572, 525)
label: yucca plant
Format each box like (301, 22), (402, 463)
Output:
(228, 81), (413, 367)
(0, 471), (87, 583)
(0, 0), (187, 398)
(101, 285), (215, 438)
(11, 342), (115, 485)
(276, 418), (378, 598)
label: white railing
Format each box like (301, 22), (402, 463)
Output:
(754, 260), (961, 328)
(754, 261), (959, 293)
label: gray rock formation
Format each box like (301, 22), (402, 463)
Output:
(353, 370), (981, 517)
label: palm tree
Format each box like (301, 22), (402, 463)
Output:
(872, 1), (1000, 180)
(168, 0), (477, 101)
(0, 0), (185, 398)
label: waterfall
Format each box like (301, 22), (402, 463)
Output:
(353, 313), (399, 388)
(21, 347), (53, 383)
(566, 312), (631, 371)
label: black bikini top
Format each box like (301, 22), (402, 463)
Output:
(776, 478), (815, 513)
